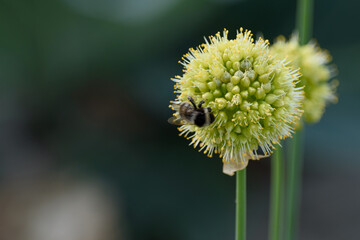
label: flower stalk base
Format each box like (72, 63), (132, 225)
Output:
(236, 169), (246, 240)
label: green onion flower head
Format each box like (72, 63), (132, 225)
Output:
(270, 35), (338, 124)
(170, 29), (304, 175)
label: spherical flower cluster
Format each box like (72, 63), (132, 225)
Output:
(170, 29), (304, 174)
(270, 35), (338, 123)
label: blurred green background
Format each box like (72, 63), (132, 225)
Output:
(0, 0), (359, 239)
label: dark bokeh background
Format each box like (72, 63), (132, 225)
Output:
(0, 0), (359, 239)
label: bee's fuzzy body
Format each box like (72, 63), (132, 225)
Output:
(169, 97), (215, 127)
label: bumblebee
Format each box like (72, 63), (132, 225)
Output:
(168, 96), (215, 127)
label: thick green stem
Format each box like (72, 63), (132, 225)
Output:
(284, 0), (313, 240)
(296, 0), (313, 45)
(269, 148), (284, 240)
(285, 129), (305, 240)
(236, 169), (246, 240)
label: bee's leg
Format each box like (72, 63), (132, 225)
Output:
(187, 96), (197, 109)
(198, 100), (205, 108)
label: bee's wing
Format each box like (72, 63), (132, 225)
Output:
(169, 102), (181, 111)
(168, 116), (184, 126)
(168, 102), (183, 125)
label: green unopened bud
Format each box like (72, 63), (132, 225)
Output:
(240, 90), (248, 99)
(241, 58), (252, 71)
(198, 82), (209, 92)
(274, 89), (285, 96)
(259, 72), (272, 83)
(274, 99), (284, 107)
(197, 70), (209, 82)
(232, 85), (240, 94)
(252, 81), (260, 88)
(210, 66), (224, 78)
(214, 78), (221, 87)
(256, 88), (265, 99)
(241, 77), (250, 88)
(226, 82), (234, 92)
(221, 83), (227, 94)
(208, 81), (217, 90)
(263, 82), (272, 93)
(233, 61), (241, 70)
(226, 61), (232, 69)
(202, 92), (213, 101)
(221, 71), (231, 83)
(223, 53), (229, 61)
(254, 62), (267, 75)
(235, 70), (244, 79)
(213, 89), (222, 97)
(265, 94), (277, 104)
(225, 92), (233, 101)
(230, 53), (241, 62)
(247, 70), (257, 81)
(231, 75), (241, 85)
(248, 87), (256, 96)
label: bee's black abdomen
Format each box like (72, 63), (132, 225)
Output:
(194, 112), (206, 127)
(178, 99), (215, 127)
(209, 113), (215, 124)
